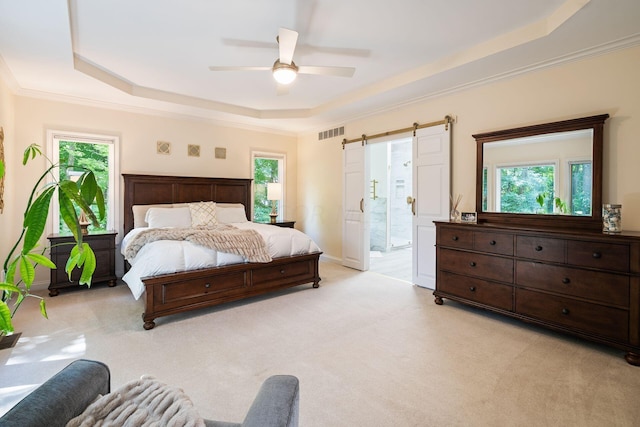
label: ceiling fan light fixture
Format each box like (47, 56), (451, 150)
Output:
(272, 60), (298, 85)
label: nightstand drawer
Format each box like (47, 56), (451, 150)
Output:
(47, 231), (117, 295)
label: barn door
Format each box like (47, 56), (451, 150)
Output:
(412, 124), (451, 288)
(342, 141), (370, 270)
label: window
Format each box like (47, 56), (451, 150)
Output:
(47, 130), (119, 236)
(251, 151), (285, 222)
(496, 163), (555, 214)
(570, 161), (592, 215)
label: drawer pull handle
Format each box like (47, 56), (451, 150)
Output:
(469, 286), (476, 292)
(562, 278), (570, 284)
(535, 246), (543, 252)
(592, 252), (602, 259)
(561, 308), (570, 315)
(489, 240), (496, 245)
(205, 283), (211, 288)
(469, 261), (476, 267)
(452, 236), (459, 241)
(280, 269), (286, 274)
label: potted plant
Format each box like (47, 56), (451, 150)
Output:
(0, 143), (105, 344)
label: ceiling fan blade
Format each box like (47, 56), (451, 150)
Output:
(278, 28), (298, 65)
(209, 66), (271, 72)
(276, 84), (290, 96)
(298, 65), (355, 78)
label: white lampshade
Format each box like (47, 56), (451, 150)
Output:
(267, 183), (282, 201)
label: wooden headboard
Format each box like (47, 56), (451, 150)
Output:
(122, 174), (252, 234)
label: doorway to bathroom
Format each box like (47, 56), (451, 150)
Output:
(368, 137), (413, 282)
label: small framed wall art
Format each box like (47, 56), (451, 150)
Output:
(188, 144), (200, 157)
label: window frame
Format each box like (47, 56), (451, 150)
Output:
(251, 150), (286, 222)
(494, 160), (559, 213)
(47, 130), (120, 239)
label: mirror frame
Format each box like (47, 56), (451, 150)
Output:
(474, 114), (609, 231)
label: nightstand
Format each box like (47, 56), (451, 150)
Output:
(261, 220), (296, 228)
(47, 231), (117, 296)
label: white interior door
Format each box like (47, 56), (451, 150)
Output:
(412, 125), (451, 288)
(342, 141), (370, 270)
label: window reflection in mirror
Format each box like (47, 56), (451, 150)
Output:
(482, 129), (593, 215)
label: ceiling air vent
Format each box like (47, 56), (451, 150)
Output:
(318, 126), (345, 141)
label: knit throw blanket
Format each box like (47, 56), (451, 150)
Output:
(124, 225), (272, 263)
(66, 376), (205, 427)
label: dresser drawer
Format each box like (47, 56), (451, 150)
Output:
(473, 231), (514, 256)
(516, 236), (565, 262)
(516, 261), (629, 307)
(438, 226), (473, 249)
(438, 248), (513, 283)
(567, 241), (630, 272)
(438, 271), (513, 311)
(516, 288), (629, 342)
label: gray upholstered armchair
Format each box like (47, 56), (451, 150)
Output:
(0, 359), (299, 427)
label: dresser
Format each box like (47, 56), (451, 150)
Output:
(47, 231), (118, 296)
(434, 221), (640, 365)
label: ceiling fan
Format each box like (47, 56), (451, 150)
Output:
(209, 28), (356, 86)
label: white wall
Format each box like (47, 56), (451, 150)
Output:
(297, 45), (640, 260)
(2, 96), (298, 283)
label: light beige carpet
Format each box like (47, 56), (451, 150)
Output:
(1, 260), (640, 426)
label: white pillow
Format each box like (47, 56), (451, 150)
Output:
(145, 207), (192, 228)
(189, 201), (217, 227)
(216, 206), (248, 223)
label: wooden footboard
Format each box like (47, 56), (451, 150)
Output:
(141, 252), (321, 329)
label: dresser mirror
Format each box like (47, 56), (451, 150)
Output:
(474, 114), (609, 230)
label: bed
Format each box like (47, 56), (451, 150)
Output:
(122, 174), (322, 329)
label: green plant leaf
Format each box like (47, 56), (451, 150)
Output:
(22, 143), (42, 165)
(95, 185), (106, 221)
(26, 252), (57, 269)
(39, 299), (48, 319)
(65, 244), (85, 280)
(0, 159), (5, 179)
(0, 283), (20, 293)
(58, 185), (81, 242)
(79, 171), (98, 205)
(18, 254), (36, 288)
(0, 301), (14, 334)
(78, 243), (96, 286)
(23, 186), (56, 253)
(5, 259), (18, 285)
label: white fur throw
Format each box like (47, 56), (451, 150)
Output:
(66, 376), (205, 427)
(125, 225), (272, 263)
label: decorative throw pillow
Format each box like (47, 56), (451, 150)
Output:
(66, 376), (205, 427)
(189, 201), (217, 227)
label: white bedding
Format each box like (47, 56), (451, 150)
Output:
(121, 222), (321, 300)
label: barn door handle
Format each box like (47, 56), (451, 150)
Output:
(411, 198), (416, 215)
(360, 198), (364, 213)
